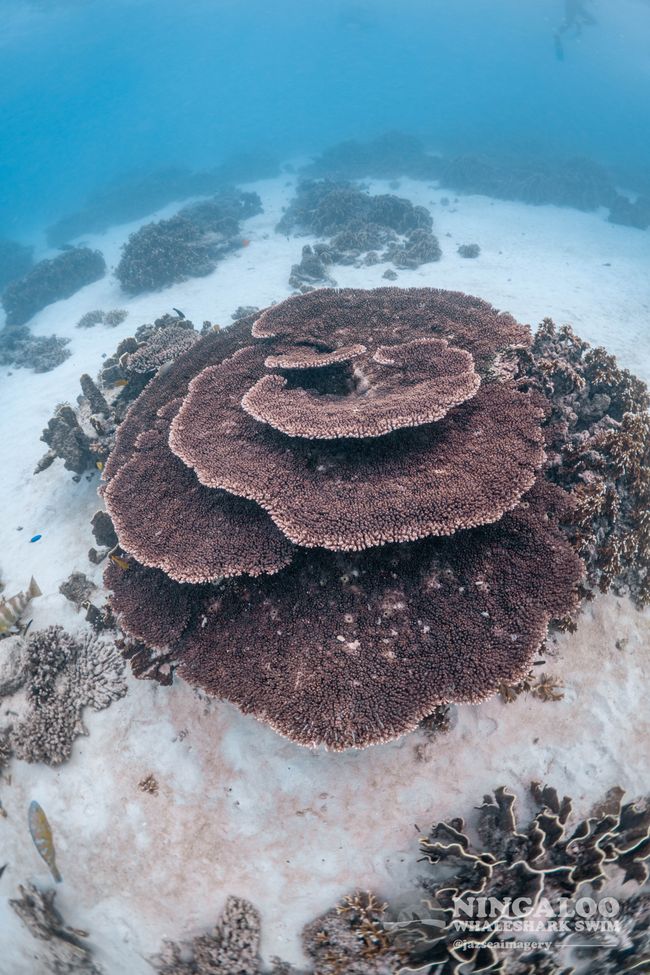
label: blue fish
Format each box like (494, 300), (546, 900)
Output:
(29, 534), (42, 543)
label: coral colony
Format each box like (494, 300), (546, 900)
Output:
(99, 286), (648, 750)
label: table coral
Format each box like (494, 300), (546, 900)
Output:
(103, 288), (587, 750)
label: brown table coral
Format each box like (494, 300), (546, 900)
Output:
(103, 288), (589, 750)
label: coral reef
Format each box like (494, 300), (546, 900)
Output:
(458, 243), (480, 259)
(0, 325), (71, 373)
(391, 782), (650, 973)
(10, 882), (101, 975)
(0, 238), (34, 290)
(115, 189), (262, 295)
(59, 572), (97, 610)
(77, 308), (128, 329)
(304, 132), (440, 180)
(435, 153), (617, 211)
(103, 288), (586, 750)
(45, 155), (277, 247)
(608, 193), (650, 230)
(7, 625), (126, 765)
(1, 247), (106, 327)
(512, 319), (650, 606)
(35, 314), (204, 477)
(279, 179), (439, 280)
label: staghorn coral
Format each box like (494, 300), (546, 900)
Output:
(10, 625), (127, 765)
(384, 228), (441, 268)
(103, 288), (584, 750)
(391, 782), (650, 974)
(1, 248), (106, 327)
(10, 882), (101, 975)
(512, 319), (650, 606)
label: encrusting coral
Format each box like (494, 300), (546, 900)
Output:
(1, 247), (106, 327)
(101, 288), (593, 750)
(10, 882), (101, 975)
(5, 625), (127, 766)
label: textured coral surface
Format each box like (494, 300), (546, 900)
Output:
(103, 288), (587, 749)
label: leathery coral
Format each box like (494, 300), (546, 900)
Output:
(103, 288), (587, 750)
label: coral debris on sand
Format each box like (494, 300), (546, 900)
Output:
(102, 288), (597, 750)
(10, 882), (101, 975)
(148, 783), (650, 974)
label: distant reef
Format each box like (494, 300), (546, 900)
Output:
(46, 152), (279, 247)
(115, 188), (262, 295)
(0, 239), (34, 291)
(1, 247), (106, 327)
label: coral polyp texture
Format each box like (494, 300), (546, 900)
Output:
(98, 287), (616, 750)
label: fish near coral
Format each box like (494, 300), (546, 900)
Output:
(28, 801), (62, 883)
(109, 553), (130, 571)
(0, 577), (41, 634)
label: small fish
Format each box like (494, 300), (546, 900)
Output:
(96, 461), (104, 471)
(0, 863), (7, 878)
(28, 801), (62, 883)
(113, 379), (129, 388)
(241, 238), (251, 247)
(0, 577), (41, 634)
(172, 307), (185, 318)
(109, 553), (130, 571)
(29, 534), (42, 543)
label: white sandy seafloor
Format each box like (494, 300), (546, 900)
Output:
(0, 173), (649, 974)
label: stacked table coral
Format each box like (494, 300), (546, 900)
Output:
(103, 288), (584, 749)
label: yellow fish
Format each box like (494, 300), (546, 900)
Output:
(0, 577), (41, 634)
(28, 801), (62, 883)
(96, 461), (104, 471)
(109, 553), (130, 571)
(113, 379), (129, 387)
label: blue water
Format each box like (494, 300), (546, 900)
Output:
(1, 0), (649, 239)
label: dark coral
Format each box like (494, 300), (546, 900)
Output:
(116, 189), (262, 295)
(0, 239), (34, 290)
(607, 193), (650, 230)
(304, 131), (441, 180)
(458, 243), (480, 259)
(1, 247), (106, 327)
(10, 882), (101, 974)
(103, 288), (585, 749)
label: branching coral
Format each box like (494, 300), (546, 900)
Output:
(9, 625), (127, 765)
(116, 189), (261, 295)
(0, 325), (71, 373)
(512, 319), (650, 606)
(1, 248), (106, 327)
(152, 896), (265, 975)
(10, 882), (101, 975)
(103, 288), (586, 750)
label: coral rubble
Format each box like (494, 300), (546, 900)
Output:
(103, 288), (591, 750)
(1, 248), (106, 327)
(10, 882), (101, 975)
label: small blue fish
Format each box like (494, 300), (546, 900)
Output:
(28, 801), (62, 883)
(29, 534), (42, 543)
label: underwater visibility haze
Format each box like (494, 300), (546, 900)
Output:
(0, 1), (649, 974)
